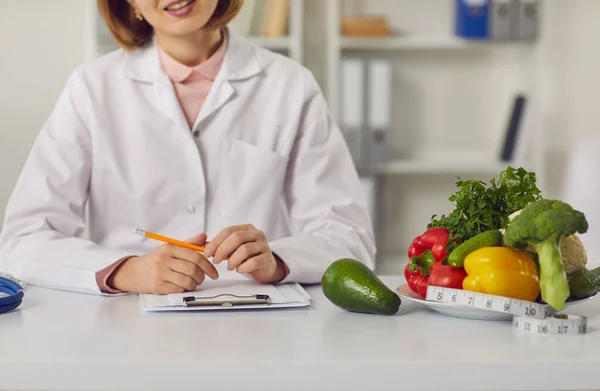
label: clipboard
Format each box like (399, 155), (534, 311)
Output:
(139, 280), (312, 312)
(182, 293), (272, 307)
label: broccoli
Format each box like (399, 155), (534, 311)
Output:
(503, 199), (588, 310)
(505, 210), (588, 276)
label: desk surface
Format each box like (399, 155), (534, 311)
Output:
(2, 275), (600, 391)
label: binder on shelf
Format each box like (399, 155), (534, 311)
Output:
(340, 57), (367, 167)
(514, 0), (539, 41)
(500, 94), (528, 162)
(489, 0), (515, 40)
(365, 59), (392, 164)
(341, 16), (393, 38)
(264, 0), (290, 37)
(455, 0), (490, 40)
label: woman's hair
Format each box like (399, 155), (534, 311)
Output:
(97, 0), (243, 51)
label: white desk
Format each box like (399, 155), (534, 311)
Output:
(1, 276), (600, 391)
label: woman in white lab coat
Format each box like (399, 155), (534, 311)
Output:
(0, 0), (375, 295)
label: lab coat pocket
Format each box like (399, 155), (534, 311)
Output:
(219, 138), (289, 226)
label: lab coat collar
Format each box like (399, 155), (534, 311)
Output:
(122, 27), (263, 83)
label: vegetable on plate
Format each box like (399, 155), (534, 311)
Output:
(407, 227), (449, 262)
(428, 167), (542, 254)
(447, 230), (503, 268)
(503, 199), (588, 310)
(568, 266), (600, 300)
(506, 209), (588, 277)
(462, 246), (540, 302)
(404, 166), (600, 313)
(408, 249), (467, 299)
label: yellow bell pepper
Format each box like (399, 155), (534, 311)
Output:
(463, 247), (540, 302)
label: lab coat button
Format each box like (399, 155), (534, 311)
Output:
(193, 130), (200, 137)
(188, 205), (196, 214)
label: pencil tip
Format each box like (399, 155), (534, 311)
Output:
(132, 228), (145, 236)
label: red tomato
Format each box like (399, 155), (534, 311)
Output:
(428, 265), (467, 290)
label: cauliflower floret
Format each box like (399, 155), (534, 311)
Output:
(560, 234), (587, 275)
(504, 209), (587, 276)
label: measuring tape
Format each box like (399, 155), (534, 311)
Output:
(426, 286), (587, 335)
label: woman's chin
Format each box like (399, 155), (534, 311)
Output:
(157, 20), (211, 39)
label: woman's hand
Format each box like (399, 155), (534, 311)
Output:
(108, 233), (218, 294)
(203, 224), (289, 283)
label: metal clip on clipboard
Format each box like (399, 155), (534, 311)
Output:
(182, 293), (271, 308)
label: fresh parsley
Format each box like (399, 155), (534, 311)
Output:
(428, 166), (542, 254)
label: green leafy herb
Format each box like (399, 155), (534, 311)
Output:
(428, 166), (542, 254)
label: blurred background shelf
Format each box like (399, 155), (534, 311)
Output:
(358, 158), (517, 176)
(341, 36), (471, 50)
(228, 0), (304, 62)
(247, 36), (292, 50)
(340, 36), (536, 51)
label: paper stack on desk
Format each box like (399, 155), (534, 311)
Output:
(139, 279), (312, 312)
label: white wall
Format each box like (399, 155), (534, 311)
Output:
(1, 0), (599, 273)
(0, 0), (88, 225)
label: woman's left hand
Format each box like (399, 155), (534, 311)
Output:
(203, 224), (288, 283)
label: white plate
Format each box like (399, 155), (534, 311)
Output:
(397, 284), (597, 321)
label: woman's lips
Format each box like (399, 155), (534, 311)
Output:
(164, 0), (196, 17)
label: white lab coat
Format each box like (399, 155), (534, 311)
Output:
(0, 30), (376, 295)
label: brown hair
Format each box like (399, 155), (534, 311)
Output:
(97, 0), (243, 51)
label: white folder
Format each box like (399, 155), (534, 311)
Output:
(366, 59), (392, 163)
(341, 57), (366, 167)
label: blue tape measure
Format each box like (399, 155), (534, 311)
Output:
(0, 274), (24, 314)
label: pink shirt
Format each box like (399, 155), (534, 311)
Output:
(95, 31), (228, 293)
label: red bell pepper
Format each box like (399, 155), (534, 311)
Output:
(404, 263), (423, 293)
(407, 249), (467, 299)
(405, 227), (451, 295)
(407, 227), (449, 263)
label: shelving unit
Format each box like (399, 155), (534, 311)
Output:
(326, 0), (544, 175)
(84, 0), (304, 63)
(340, 36), (537, 51)
(325, 0), (546, 272)
(359, 158), (515, 176)
(234, 0), (304, 63)
(340, 36), (472, 51)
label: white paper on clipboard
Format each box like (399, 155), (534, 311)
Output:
(139, 279), (311, 312)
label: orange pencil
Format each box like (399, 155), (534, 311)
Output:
(132, 228), (205, 252)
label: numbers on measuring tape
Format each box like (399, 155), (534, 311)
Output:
(512, 315), (587, 335)
(424, 286), (588, 336)
(538, 325), (548, 334)
(558, 325), (568, 334)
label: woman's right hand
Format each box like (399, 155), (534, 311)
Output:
(108, 233), (218, 294)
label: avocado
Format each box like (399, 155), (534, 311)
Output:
(321, 258), (401, 315)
